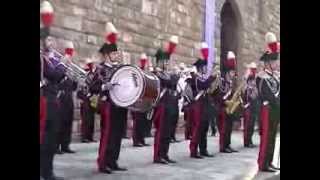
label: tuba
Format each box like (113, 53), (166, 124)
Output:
(225, 81), (245, 115)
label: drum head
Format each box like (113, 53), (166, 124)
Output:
(109, 65), (144, 107)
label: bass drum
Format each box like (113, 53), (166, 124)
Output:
(109, 65), (160, 112)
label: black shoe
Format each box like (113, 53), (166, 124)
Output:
(200, 152), (214, 157)
(260, 167), (276, 172)
(89, 139), (97, 143)
(123, 136), (130, 139)
(269, 164), (280, 170)
(44, 175), (65, 180)
(220, 149), (232, 153)
(61, 148), (76, 154)
(99, 167), (112, 174)
(56, 149), (64, 155)
(111, 165), (128, 171)
(248, 144), (257, 148)
(133, 144), (144, 147)
(164, 158), (177, 163)
(81, 139), (90, 143)
(190, 154), (203, 159)
(173, 139), (181, 143)
(154, 158), (169, 164)
(142, 143), (150, 146)
(227, 147), (238, 153)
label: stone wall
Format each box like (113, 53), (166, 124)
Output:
(42, 0), (280, 129)
(45, 0), (279, 74)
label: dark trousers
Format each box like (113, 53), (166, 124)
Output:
(199, 119), (209, 154)
(183, 107), (192, 140)
(145, 119), (152, 137)
(153, 103), (173, 161)
(218, 110), (234, 151)
(170, 103), (179, 141)
(131, 112), (147, 145)
(243, 109), (256, 146)
(80, 102), (96, 141)
(209, 118), (217, 135)
(258, 104), (280, 170)
(57, 95), (74, 150)
(189, 100), (210, 155)
(40, 94), (60, 179)
(97, 102), (128, 169)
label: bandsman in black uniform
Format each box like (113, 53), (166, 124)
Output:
(169, 66), (181, 143)
(257, 32), (280, 172)
(56, 41), (78, 154)
(217, 51), (239, 153)
(96, 22), (128, 174)
(188, 42), (215, 158)
(152, 36), (179, 164)
(182, 68), (197, 140)
(40, 1), (65, 179)
(131, 53), (151, 147)
(77, 58), (98, 143)
(242, 62), (259, 148)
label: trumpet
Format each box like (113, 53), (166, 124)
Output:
(50, 48), (88, 86)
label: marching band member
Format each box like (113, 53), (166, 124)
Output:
(152, 35), (179, 164)
(131, 53), (151, 147)
(189, 42), (215, 158)
(96, 22), (128, 173)
(40, 1), (65, 179)
(56, 41), (78, 154)
(257, 32), (280, 172)
(217, 51), (239, 153)
(169, 66), (182, 143)
(242, 62), (259, 148)
(77, 58), (98, 143)
(182, 67), (197, 140)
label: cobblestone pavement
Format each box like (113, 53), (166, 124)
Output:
(54, 131), (279, 180)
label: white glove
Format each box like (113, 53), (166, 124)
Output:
(102, 82), (114, 91)
(101, 96), (107, 101)
(86, 93), (91, 97)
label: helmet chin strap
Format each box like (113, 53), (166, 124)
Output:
(267, 62), (274, 74)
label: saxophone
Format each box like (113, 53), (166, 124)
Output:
(225, 81), (245, 115)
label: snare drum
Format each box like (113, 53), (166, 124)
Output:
(109, 65), (160, 112)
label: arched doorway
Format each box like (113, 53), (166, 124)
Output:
(220, 0), (240, 75)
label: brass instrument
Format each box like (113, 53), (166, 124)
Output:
(50, 48), (88, 87)
(225, 81), (245, 115)
(208, 70), (221, 95)
(89, 95), (99, 109)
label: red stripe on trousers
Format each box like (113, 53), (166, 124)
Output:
(258, 105), (270, 170)
(218, 109), (226, 151)
(243, 109), (250, 145)
(40, 96), (47, 144)
(189, 101), (202, 156)
(97, 102), (111, 169)
(153, 105), (165, 161)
